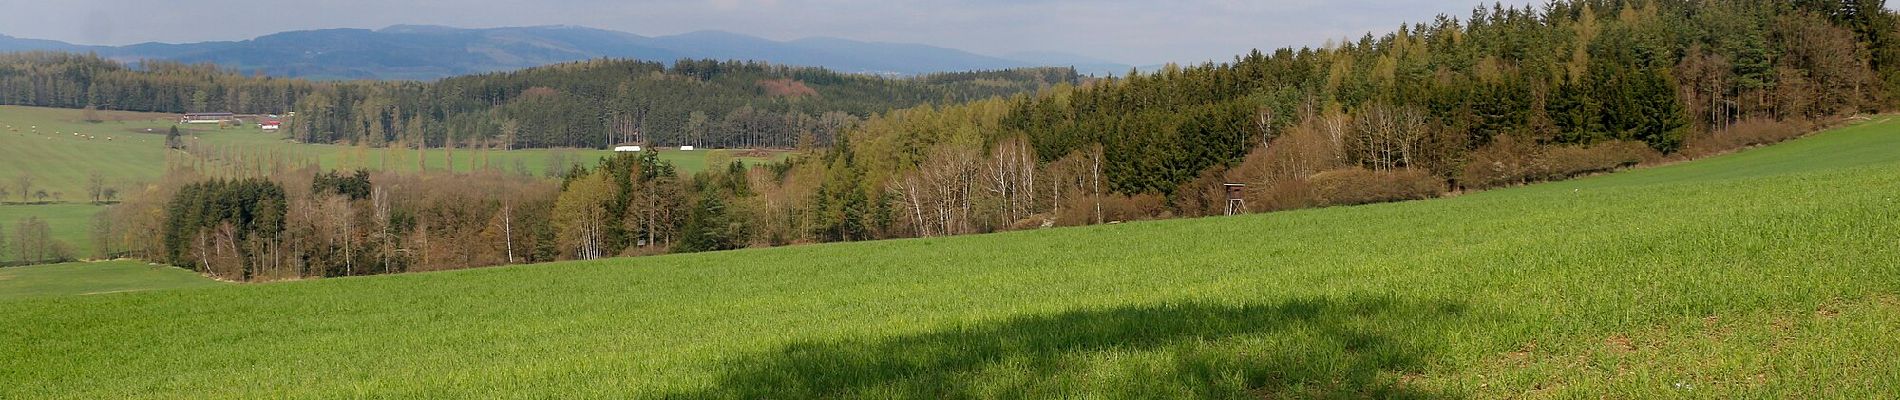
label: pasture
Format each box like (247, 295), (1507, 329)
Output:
(0, 105), (785, 196)
(0, 203), (109, 258)
(0, 260), (222, 301)
(0, 116), (1895, 397)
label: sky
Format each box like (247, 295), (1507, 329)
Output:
(0, 0), (1531, 66)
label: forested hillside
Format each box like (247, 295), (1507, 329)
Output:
(808, 0), (1899, 236)
(0, 54), (1077, 148)
(74, 0), (1900, 282)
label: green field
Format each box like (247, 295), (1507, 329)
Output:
(1, 118), (1897, 398)
(0, 203), (108, 259)
(0, 105), (783, 195)
(0, 260), (221, 301)
(0, 105), (784, 264)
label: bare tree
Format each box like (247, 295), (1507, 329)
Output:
(13, 173), (31, 203)
(500, 200), (516, 264)
(16, 217), (51, 263)
(1321, 107), (1350, 165)
(372, 186), (395, 273)
(87, 171), (107, 204)
(1085, 143), (1105, 225)
(322, 195), (356, 275)
(1350, 103), (1428, 171)
(887, 145), (981, 237)
(500, 119), (520, 151)
(91, 213), (115, 259)
(984, 137), (1038, 227)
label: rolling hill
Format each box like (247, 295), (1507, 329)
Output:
(2, 116), (1895, 397)
(0, 26), (1132, 80)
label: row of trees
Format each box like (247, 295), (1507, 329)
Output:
(4, 172), (122, 205)
(1, 217), (70, 265)
(121, 150), (743, 279)
(0, 53), (1076, 150)
(106, 158), (553, 279)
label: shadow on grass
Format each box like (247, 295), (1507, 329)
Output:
(676, 296), (1471, 399)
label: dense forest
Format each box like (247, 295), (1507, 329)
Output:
(0, 54), (1078, 148)
(64, 0), (1900, 281)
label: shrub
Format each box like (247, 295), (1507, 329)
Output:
(1532, 141), (1659, 181)
(48, 240), (75, 263)
(1459, 135), (1538, 190)
(1679, 119), (1814, 158)
(1052, 193), (1170, 225)
(1462, 138), (1658, 189)
(1100, 194), (1171, 223)
(1172, 166), (1232, 218)
(1306, 168), (1445, 207)
(1249, 177), (1316, 212)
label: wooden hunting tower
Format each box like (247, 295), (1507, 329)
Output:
(1223, 183), (1247, 216)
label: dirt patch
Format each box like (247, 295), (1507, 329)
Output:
(1604, 335), (1637, 353)
(1500, 342), (1537, 366)
(80, 289), (145, 296)
(733, 149), (782, 158)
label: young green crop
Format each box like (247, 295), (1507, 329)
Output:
(0, 118), (1896, 398)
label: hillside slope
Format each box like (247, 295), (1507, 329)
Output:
(0, 26), (1097, 80)
(2, 119), (1897, 397)
(0, 260), (221, 301)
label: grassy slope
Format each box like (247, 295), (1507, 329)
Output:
(0, 119), (1896, 398)
(0, 203), (107, 257)
(0, 105), (782, 262)
(0, 106), (180, 198)
(0, 105), (780, 195)
(0, 260), (221, 301)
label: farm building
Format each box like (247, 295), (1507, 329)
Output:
(179, 113), (236, 124)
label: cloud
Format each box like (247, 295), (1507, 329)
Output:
(0, 0), (1525, 65)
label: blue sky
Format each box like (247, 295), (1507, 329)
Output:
(0, 0), (1532, 66)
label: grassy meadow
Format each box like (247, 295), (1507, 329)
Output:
(0, 116), (1896, 397)
(0, 260), (222, 301)
(0, 105), (784, 263)
(0, 203), (109, 257)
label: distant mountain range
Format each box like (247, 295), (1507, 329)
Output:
(0, 25), (1134, 80)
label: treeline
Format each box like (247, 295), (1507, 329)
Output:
(107, 160), (560, 279)
(113, 151), (754, 280)
(1, 216), (73, 266)
(718, 0), (1900, 242)
(986, 0), (1897, 196)
(96, 0), (1900, 280)
(0, 53), (1077, 149)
